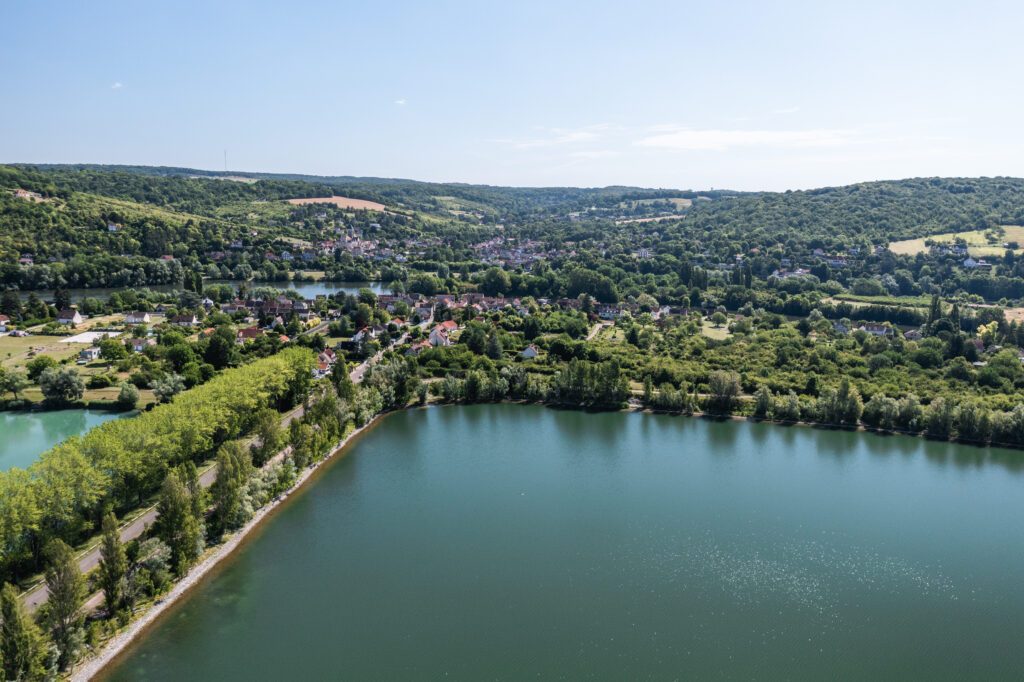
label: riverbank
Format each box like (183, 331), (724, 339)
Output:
(71, 410), (390, 681)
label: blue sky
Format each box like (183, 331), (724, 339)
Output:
(2, 0), (1022, 190)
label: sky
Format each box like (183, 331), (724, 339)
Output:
(2, 0), (1023, 191)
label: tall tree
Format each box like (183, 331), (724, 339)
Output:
(44, 539), (85, 671)
(155, 470), (203, 577)
(97, 512), (127, 615)
(0, 582), (47, 681)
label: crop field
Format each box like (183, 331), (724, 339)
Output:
(286, 196), (386, 211)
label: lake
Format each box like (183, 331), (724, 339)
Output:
(0, 409), (128, 471)
(103, 405), (1024, 680)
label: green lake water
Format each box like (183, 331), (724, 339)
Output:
(104, 404), (1024, 680)
(0, 410), (127, 471)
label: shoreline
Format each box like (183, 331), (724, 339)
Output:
(72, 410), (389, 681)
(71, 399), (1016, 678)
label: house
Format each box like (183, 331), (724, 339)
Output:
(858, 323), (893, 337)
(57, 309), (83, 326)
(903, 328), (924, 341)
(18, 255), (34, 266)
(520, 344), (540, 359)
(598, 305), (622, 320)
(129, 337), (157, 353)
(236, 327), (263, 344)
(428, 324), (453, 347)
(172, 314), (198, 328)
(832, 321), (850, 335)
(0, 314), (9, 331)
(125, 311), (151, 325)
(78, 347), (101, 362)
(406, 340), (432, 356)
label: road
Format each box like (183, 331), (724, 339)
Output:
(23, 343), (393, 613)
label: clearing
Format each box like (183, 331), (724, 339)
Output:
(286, 196), (386, 211)
(889, 225), (1024, 257)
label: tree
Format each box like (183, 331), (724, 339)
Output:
(0, 582), (46, 681)
(706, 371), (741, 414)
(485, 333), (504, 360)
(98, 338), (127, 365)
(250, 408), (282, 466)
(25, 355), (57, 381)
(155, 470), (203, 576)
(97, 512), (127, 615)
(204, 326), (239, 369)
(152, 373), (185, 403)
(209, 442), (253, 540)
(711, 311), (728, 327)
(44, 539), (85, 670)
(53, 289), (71, 313)
(0, 368), (29, 399)
(0, 291), (23, 321)
(753, 385), (772, 418)
(479, 267), (511, 296)
(330, 361), (354, 401)
(39, 366), (84, 405)
(116, 382), (139, 410)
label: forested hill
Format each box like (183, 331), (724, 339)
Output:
(682, 177), (1024, 248)
(12, 163), (726, 217)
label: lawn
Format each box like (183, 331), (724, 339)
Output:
(701, 320), (731, 340)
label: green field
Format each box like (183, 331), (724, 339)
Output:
(889, 225), (1024, 257)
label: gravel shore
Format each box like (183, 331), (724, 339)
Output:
(72, 413), (386, 681)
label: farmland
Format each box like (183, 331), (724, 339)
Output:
(889, 225), (1024, 257)
(286, 195), (386, 211)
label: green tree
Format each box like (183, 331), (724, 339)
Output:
(98, 338), (128, 365)
(116, 382), (139, 410)
(209, 442), (253, 540)
(706, 370), (741, 414)
(39, 366), (84, 405)
(0, 368), (29, 400)
(0, 582), (47, 681)
(97, 512), (127, 615)
(44, 539), (85, 670)
(25, 356), (57, 381)
(152, 373), (185, 403)
(155, 470), (203, 577)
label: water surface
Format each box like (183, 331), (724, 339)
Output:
(105, 405), (1024, 680)
(0, 409), (128, 471)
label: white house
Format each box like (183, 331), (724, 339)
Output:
(57, 309), (83, 326)
(78, 346), (101, 362)
(520, 344), (540, 359)
(125, 311), (151, 325)
(129, 337), (156, 353)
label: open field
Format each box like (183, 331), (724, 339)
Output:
(889, 225), (1024, 257)
(701, 320), (731, 340)
(619, 197), (693, 210)
(615, 214), (686, 225)
(827, 294), (931, 309)
(286, 196), (386, 211)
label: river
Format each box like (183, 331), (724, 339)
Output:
(103, 405), (1024, 680)
(16, 280), (388, 303)
(0, 409), (128, 471)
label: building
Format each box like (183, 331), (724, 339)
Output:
(172, 314), (198, 328)
(57, 309), (83, 326)
(521, 344), (540, 359)
(129, 337), (157, 353)
(78, 347), (101, 362)
(236, 327), (263, 344)
(125, 311), (151, 325)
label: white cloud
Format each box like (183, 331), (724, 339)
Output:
(394, 98), (406, 105)
(110, 82), (123, 90)
(636, 127), (855, 151)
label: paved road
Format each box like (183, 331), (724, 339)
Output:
(22, 345), (392, 613)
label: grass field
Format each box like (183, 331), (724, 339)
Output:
(701, 320), (731, 340)
(828, 294), (931, 309)
(889, 225), (1024, 257)
(619, 197), (693, 210)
